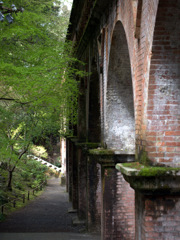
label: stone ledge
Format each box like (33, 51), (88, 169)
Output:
(88, 149), (135, 166)
(116, 163), (180, 194)
(72, 217), (86, 226)
(68, 208), (77, 213)
(75, 142), (101, 149)
(88, 148), (134, 155)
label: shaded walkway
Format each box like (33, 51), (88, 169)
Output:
(0, 178), (100, 240)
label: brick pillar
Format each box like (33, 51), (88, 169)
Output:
(136, 193), (180, 240)
(88, 150), (135, 239)
(66, 137), (79, 208)
(87, 155), (101, 233)
(66, 138), (69, 192)
(67, 138), (73, 202)
(77, 146), (87, 220)
(117, 163), (180, 240)
(72, 139), (78, 210)
(77, 143), (100, 224)
(101, 166), (135, 240)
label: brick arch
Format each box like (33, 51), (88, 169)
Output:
(147, 0), (180, 166)
(105, 21), (135, 152)
(88, 57), (101, 142)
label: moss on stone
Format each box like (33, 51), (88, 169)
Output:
(122, 162), (143, 170)
(138, 167), (180, 177)
(138, 149), (151, 166)
(89, 148), (115, 155)
(120, 162), (180, 177)
(76, 142), (100, 148)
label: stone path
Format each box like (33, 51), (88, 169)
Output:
(0, 178), (100, 240)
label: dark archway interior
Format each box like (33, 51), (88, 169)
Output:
(105, 21), (135, 152)
(89, 58), (101, 142)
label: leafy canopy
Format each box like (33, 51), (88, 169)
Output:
(0, 0), (81, 179)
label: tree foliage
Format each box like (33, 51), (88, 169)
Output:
(0, 0), (81, 189)
(0, 0), (79, 113)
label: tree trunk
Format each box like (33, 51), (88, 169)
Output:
(7, 170), (13, 191)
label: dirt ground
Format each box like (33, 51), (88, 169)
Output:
(0, 177), (100, 240)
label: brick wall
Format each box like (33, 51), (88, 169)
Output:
(105, 21), (135, 152)
(77, 148), (87, 220)
(136, 193), (180, 240)
(146, 0), (180, 165)
(67, 139), (73, 202)
(72, 141), (78, 210)
(89, 59), (101, 142)
(102, 167), (135, 240)
(66, 0), (180, 239)
(87, 156), (101, 233)
(66, 138), (69, 192)
(77, 76), (87, 141)
(99, 0), (180, 165)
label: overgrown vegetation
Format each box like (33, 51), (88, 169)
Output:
(121, 162), (180, 177)
(0, 157), (48, 221)
(0, 0), (82, 190)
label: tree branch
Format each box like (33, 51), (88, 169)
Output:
(0, 6), (24, 14)
(0, 97), (32, 105)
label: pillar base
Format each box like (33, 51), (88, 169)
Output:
(116, 163), (180, 240)
(89, 149), (136, 240)
(116, 163), (180, 194)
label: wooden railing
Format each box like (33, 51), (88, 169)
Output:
(0, 181), (46, 215)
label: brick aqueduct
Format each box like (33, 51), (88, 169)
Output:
(65, 0), (180, 239)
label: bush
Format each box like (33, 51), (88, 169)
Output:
(55, 162), (61, 168)
(14, 181), (25, 191)
(0, 190), (8, 205)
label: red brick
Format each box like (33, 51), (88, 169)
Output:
(165, 131), (180, 136)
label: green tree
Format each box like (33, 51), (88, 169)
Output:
(0, 0), (81, 190)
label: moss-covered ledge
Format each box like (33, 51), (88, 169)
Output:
(116, 163), (180, 194)
(88, 148), (135, 167)
(75, 142), (101, 149)
(65, 136), (79, 142)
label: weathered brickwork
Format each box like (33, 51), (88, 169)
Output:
(67, 138), (73, 202)
(65, 138), (69, 192)
(77, 148), (87, 219)
(136, 193), (180, 240)
(65, 0), (180, 239)
(146, 0), (180, 165)
(87, 156), (101, 233)
(72, 140), (78, 209)
(105, 21), (135, 152)
(101, 0), (179, 165)
(102, 167), (135, 240)
(89, 60), (101, 142)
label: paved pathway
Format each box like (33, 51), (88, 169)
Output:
(0, 178), (100, 240)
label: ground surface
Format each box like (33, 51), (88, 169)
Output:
(0, 177), (100, 240)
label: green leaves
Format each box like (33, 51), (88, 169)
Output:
(0, 0), (83, 177)
(0, 0), (79, 120)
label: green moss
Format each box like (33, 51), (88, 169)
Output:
(138, 149), (151, 166)
(76, 142), (100, 148)
(120, 162), (180, 177)
(138, 167), (180, 177)
(89, 148), (115, 155)
(122, 162), (143, 170)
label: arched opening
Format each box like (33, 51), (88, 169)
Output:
(105, 21), (135, 152)
(89, 58), (101, 142)
(147, 0), (180, 165)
